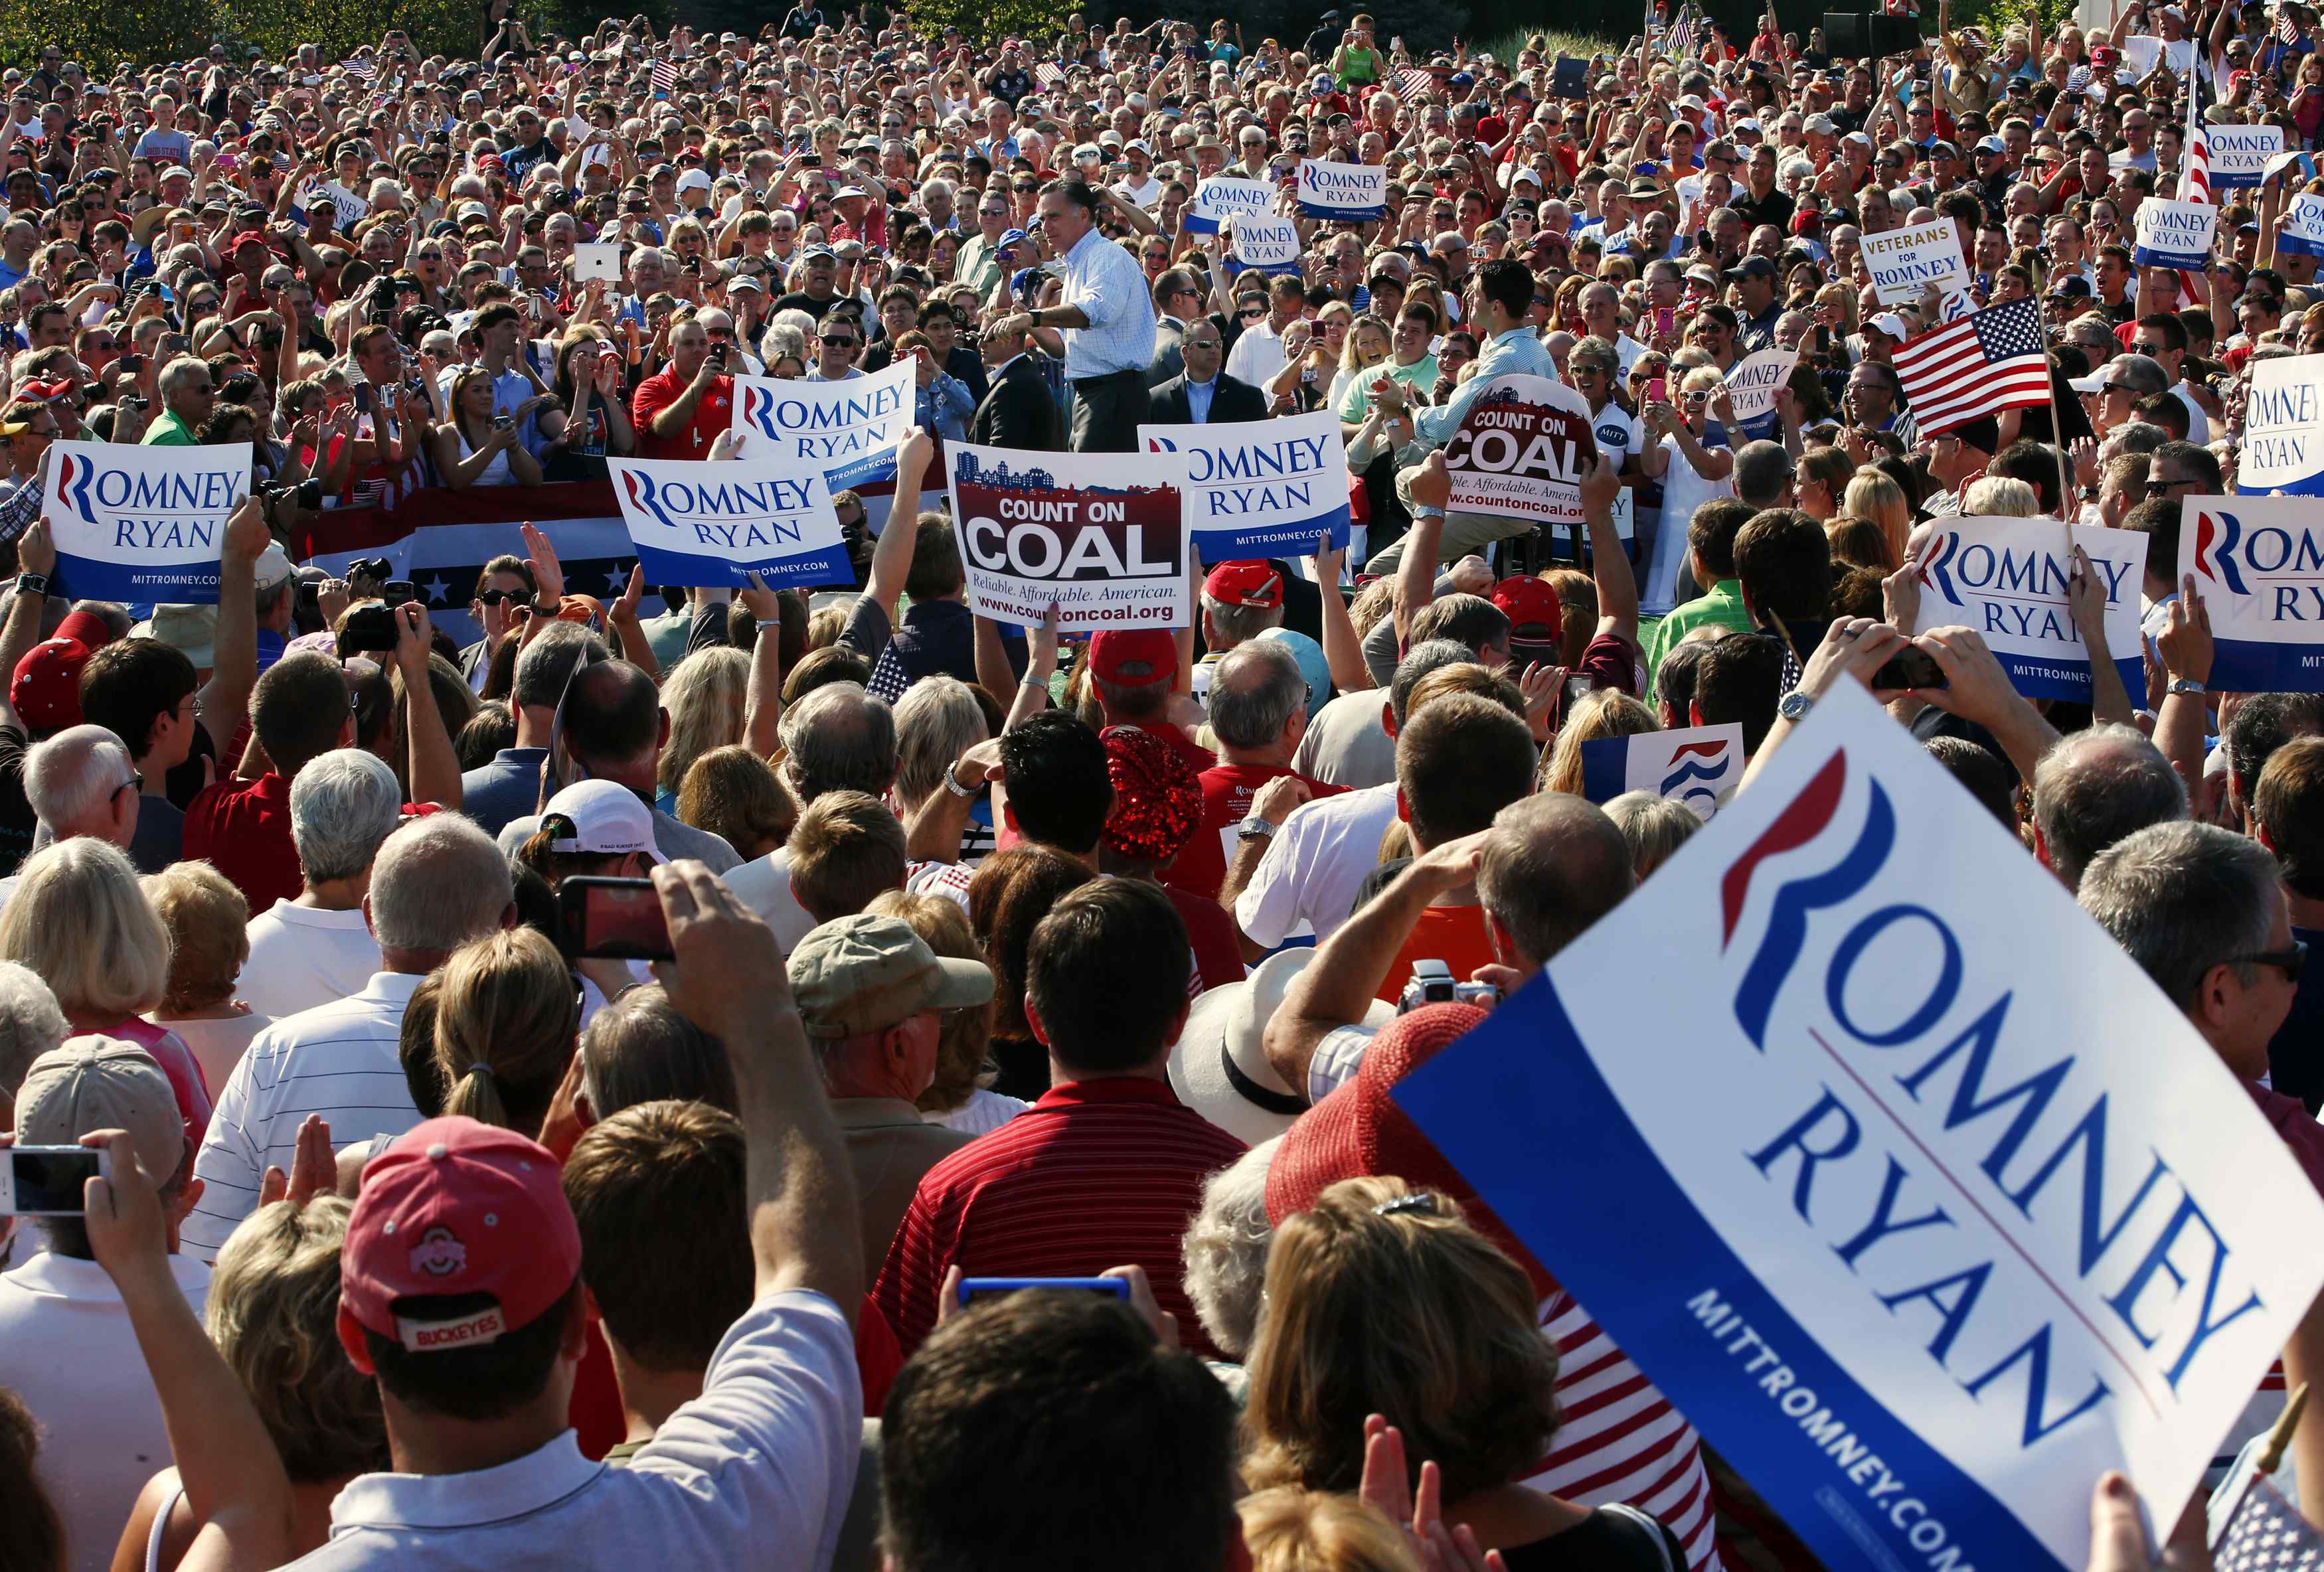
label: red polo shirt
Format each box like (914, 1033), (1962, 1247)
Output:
(872, 1075), (1248, 1358)
(1167, 761), (1348, 900)
(631, 368), (734, 460)
(183, 771), (301, 916)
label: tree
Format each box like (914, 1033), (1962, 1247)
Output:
(1, 0), (211, 71)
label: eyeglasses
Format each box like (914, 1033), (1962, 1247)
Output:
(2233, 941), (2307, 981)
(110, 771), (143, 801)
(2144, 475), (2190, 496)
(820, 334), (859, 347)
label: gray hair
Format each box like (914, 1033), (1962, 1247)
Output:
(1179, 1135), (1280, 1360)
(156, 354), (210, 400)
(367, 815), (513, 953)
(2077, 821), (2280, 1010)
(2108, 353), (2170, 397)
(1960, 475), (2040, 517)
(778, 682), (896, 803)
(1388, 639), (1478, 730)
(511, 621), (609, 711)
(2033, 724), (2187, 890)
(1602, 791), (1701, 880)
(24, 725), (133, 834)
(1475, 794), (1637, 969)
(0, 960), (68, 1105)
(1201, 591), (1284, 649)
(288, 749), (404, 886)
(1207, 639), (1307, 751)
(891, 676), (987, 813)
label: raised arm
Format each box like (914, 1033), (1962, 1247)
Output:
(1393, 451), (1451, 642)
(2065, 542), (2134, 729)
(1313, 532), (1371, 692)
(652, 862), (861, 1314)
(2152, 578), (2213, 806)
(197, 495), (270, 753)
(865, 426), (937, 625)
(738, 573), (784, 758)
(392, 603), (462, 810)
(1579, 452), (1639, 652)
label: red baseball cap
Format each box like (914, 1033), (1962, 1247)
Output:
(1203, 559), (1284, 610)
(14, 377), (72, 404)
(1088, 627), (1178, 687)
(1266, 1002), (1553, 1294)
(1491, 575), (1564, 646)
(341, 1117), (582, 1352)
(14, 610), (116, 734)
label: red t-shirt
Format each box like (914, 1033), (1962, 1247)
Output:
(1372, 904), (1499, 1004)
(183, 771), (301, 916)
(1125, 720), (1215, 775)
(1167, 882), (1247, 993)
(631, 368), (734, 460)
(1167, 761), (1349, 900)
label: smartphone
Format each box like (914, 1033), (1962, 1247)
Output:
(1645, 375), (1667, 404)
(0, 1146), (107, 1216)
(558, 876), (675, 961)
(355, 382), (375, 415)
(380, 579), (418, 609)
(118, 351), (145, 373)
(1653, 305), (1676, 339)
(493, 413), (515, 431)
(1872, 646), (1948, 690)
(956, 1277), (1132, 1307)
(1815, 325), (1832, 356)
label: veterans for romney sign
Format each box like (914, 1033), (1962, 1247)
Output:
(2241, 354), (2324, 495)
(1139, 408), (1349, 560)
(42, 441), (253, 602)
(946, 443), (1191, 631)
(1395, 680), (2324, 1572)
(1726, 348), (1798, 443)
(1578, 723), (1745, 820)
(1185, 175), (1275, 234)
(1442, 374), (1598, 524)
(1861, 219), (1971, 306)
(2132, 197), (2219, 271)
(730, 356), (912, 493)
(2184, 495), (2324, 690)
(1294, 157), (1386, 221)
(1224, 215), (1303, 277)
(1911, 518), (2148, 702)
(2206, 123), (2284, 188)
(609, 455), (851, 589)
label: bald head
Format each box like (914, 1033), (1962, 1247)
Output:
(1476, 794), (1636, 967)
(2033, 722), (2187, 890)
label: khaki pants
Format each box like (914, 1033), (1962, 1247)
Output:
(1361, 458), (1540, 576)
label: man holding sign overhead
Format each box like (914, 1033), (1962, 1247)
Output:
(989, 180), (1157, 455)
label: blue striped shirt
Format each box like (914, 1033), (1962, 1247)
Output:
(1055, 225), (1158, 379)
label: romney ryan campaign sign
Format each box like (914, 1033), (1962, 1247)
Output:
(1225, 215), (1303, 277)
(2240, 354), (2324, 496)
(1394, 679), (2324, 1572)
(2132, 198), (2218, 272)
(1579, 723), (1745, 821)
(2206, 124), (2285, 189)
(728, 356), (912, 494)
(1726, 349), (1799, 444)
(2183, 495), (2324, 690)
(42, 441), (253, 603)
(945, 442), (1192, 632)
(1185, 175), (1276, 234)
(2279, 193), (2324, 260)
(1139, 408), (1349, 561)
(1910, 518), (2148, 702)
(608, 455), (850, 589)
(1294, 158), (1386, 222)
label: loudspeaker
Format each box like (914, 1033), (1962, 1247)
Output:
(1823, 10), (1922, 58)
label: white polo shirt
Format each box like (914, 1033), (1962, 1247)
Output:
(0, 1249), (210, 1572)
(721, 848), (818, 955)
(1233, 782), (1400, 948)
(282, 1291), (859, 1570)
(183, 972), (426, 1263)
(236, 901), (382, 1022)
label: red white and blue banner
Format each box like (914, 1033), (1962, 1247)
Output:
(1185, 174), (1276, 235)
(1139, 408), (1349, 560)
(1294, 158), (1387, 222)
(2183, 495), (2324, 690)
(2240, 355), (2324, 496)
(1395, 681), (2324, 1572)
(42, 441), (252, 603)
(1724, 348), (1797, 445)
(944, 443), (1192, 631)
(1578, 723), (1744, 819)
(609, 455), (851, 589)
(2278, 192), (2324, 260)
(728, 357), (913, 495)
(2131, 197), (2219, 272)
(2205, 124), (2285, 189)
(1224, 215), (1304, 277)
(1910, 518), (2149, 702)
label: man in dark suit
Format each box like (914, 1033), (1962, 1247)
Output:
(1146, 319), (1267, 426)
(967, 321), (1064, 450)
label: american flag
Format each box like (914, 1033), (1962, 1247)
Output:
(2281, 5), (2303, 45)
(1394, 66), (1436, 98)
(2215, 1473), (2324, 1569)
(2181, 116), (2212, 202)
(341, 55), (376, 80)
(1891, 296), (2052, 435)
(1035, 61), (1066, 88)
(650, 57), (677, 94)
(1665, 8), (1700, 58)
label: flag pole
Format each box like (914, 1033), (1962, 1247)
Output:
(2262, 1383), (2311, 1474)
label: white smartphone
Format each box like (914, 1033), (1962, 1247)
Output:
(0, 1146), (108, 1216)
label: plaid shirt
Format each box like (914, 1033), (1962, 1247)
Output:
(0, 474), (40, 544)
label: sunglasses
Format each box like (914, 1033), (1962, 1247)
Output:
(2234, 940), (2308, 981)
(2143, 477), (2189, 496)
(820, 334), (859, 346)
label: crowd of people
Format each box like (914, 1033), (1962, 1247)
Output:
(0, 2), (2319, 1569)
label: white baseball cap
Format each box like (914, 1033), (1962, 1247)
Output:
(542, 780), (664, 863)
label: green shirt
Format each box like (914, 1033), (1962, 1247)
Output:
(1640, 578), (1753, 698)
(141, 410), (199, 446)
(1335, 353), (1437, 424)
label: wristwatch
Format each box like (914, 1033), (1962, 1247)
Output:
(1778, 689), (1817, 723)
(1236, 816), (1279, 842)
(2167, 677), (2207, 696)
(1412, 504), (1448, 522)
(11, 572), (48, 602)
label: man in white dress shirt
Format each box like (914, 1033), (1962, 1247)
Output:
(989, 179), (1157, 453)
(183, 815), (516, 1261)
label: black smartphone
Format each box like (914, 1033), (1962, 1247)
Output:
(558, 876), (675, 961)
(355, 382), (375, 415)
(380, 579), (418, 609)
(956, 1277), (1132, 1307)
(117, 351), (145, 372)
(1873, 646), (1948, 690)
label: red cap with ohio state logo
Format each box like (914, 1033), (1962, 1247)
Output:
(341, 1117), (582, 1352)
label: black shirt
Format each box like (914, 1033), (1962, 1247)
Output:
(1733, 185), (1797, 233)
(1497, 1510), (1689, 1570)
(986, 67), (1033, 106)
(774, 290), (843, 322)
(2271, 923), (2324, 1113)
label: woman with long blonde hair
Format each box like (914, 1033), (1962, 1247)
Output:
(1538, 690), (1659, 795)
(1841, 469), (1914, 565)
(657, 646), (750, 809)
(431, 927), (579, 1141)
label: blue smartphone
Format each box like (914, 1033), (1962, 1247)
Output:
(956, 1275), (1131, 1306)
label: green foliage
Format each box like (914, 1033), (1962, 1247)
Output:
(1951, 0), (2080, 36)
(214, 0), (488, 61)
(900, 0), (1080, 48)
(1, 0), (212, 69)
